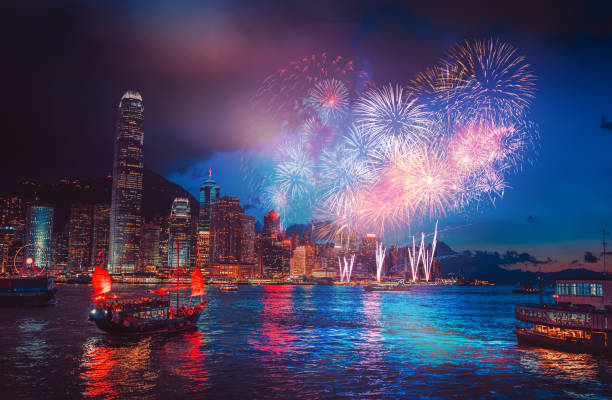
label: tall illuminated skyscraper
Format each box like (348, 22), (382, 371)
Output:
(197, 169), (219, 270)
(109, 90), (144, 273)
(168, 198), (192, 269)
(24, 203), (54, 270)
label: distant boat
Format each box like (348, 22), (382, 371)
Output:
(513, 282), (541, 294)
(363, 280), (411, 292)
(219, 284), (239, 292)
(0, 276), (56, 306)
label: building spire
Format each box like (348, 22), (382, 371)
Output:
(209, 168), (212, 180)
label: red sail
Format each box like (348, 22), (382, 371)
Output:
(92, 266), (111, 297)
(191, 268), (205, 297)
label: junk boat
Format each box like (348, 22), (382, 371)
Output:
(89, 244), (207, 335)
(363, 280), (411, 292)
(515, 278), (612, 354)
(219, 284), (239, 292)
(0, 245), (56, 306)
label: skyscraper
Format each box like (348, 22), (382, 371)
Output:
(168, 198), (192, 269)
(109, 90), (144, 273)
(90, 204), (110, 269)
(24, 203), (54, 270)
(139, 223), (161, 272)
(240, 215), (255, 265)
(197, 169), (219, 269)
(263, 210), (281, 238)
(210, 196), (243, 264)
(67, 203), (93, 272)
(198, 168), (220, 233)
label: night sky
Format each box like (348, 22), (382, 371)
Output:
(2, 1), (612, 270)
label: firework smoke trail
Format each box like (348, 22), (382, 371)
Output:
(354, 84), (431, 142)
(422, 221), (438, 281)
(407, 235), (422, 282)
(307, 79), (350, 122)
(375, 242), (386, 282)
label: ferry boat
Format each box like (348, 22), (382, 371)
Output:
(89, 265), (207, 335)
(515, 278), (612, 354)
(363, 280), (411, 292)
(0, 276), (56, 306)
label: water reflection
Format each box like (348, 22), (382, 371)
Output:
(80, 337), (158, 399)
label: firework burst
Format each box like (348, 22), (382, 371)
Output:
(354, 83), (431, 142)
(444, 38), (536, 118)
(246, 38), (538, 239)
(307, 79), (350, 122)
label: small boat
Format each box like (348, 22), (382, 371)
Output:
(513, 281), (541, 294)
(363, 280), (411, 292)
(219, 284), (239, 292)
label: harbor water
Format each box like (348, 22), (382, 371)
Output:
(1, 284), (611, 399)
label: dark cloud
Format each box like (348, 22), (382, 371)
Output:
(584, 251), (598, 263)
(1, 0), (610, 189)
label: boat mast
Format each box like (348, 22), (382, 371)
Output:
(177, 239), (180, 312)
(603, 229), (608, 276)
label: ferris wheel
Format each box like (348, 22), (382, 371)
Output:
(12, 244), (49, 276)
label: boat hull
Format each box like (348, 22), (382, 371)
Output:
(0, 276), (56, 306)
(92, 309), (202, 335)
(515, 328), (612, 355)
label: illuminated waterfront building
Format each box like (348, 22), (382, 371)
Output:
(263, 210), (281, 239)
(210, 196), (243, 264)
(52, 230), (69, 274)
(197, 169), (219, 269)
(291, 245), (314, 278)
(168, 198), (192, 269)
(24, 203), (54, 270)
(90, 204), (110, 269)
(241, 215), (255, 265)
(67, 203), (93, 271)
(139, 223), (161, 272)
(0, 226), (15, 274)
(109, 90), (144, 273)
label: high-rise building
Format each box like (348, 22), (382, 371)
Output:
(291, 245), (314, 278)
(52, 230), (69, 274)
(168, 198), (192, 269)
(240, 215), (255, 265)
(67, 203), (93, 272)
(0, 226), (15, 274)
(210, 196), (244, 264)
(198, 169), (220, 233)
(140, 223), (161, 272)
(109, 90), (144, 273)
(91, 204), (110, 269)
(263, 210), (281, 238)
(197, 169), (219, 269)
(24, 203), (54, 270)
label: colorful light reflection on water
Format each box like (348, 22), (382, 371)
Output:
(0, 285), (611, 398)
